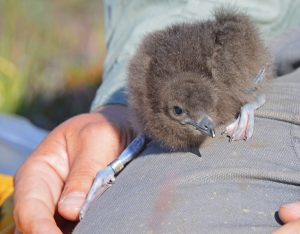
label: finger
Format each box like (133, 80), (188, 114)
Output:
(14, 199), (62, 234)
(14, 129), (69, 233)
(58, 121), (125, 220)
(272, 219), (300, 234)
(14, 164), (63, 234)
(278, 201), (300, 223)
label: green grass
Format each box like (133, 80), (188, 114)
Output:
(0, 0), (105, 129)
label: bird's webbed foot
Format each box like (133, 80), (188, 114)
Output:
(224, 94), (266, 141)
(79, 134), (147, 219)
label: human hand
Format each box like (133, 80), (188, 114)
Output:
(13, 105), (133, 234)
(272, 201), (300, 233)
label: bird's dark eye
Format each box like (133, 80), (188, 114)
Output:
(174, 106), (183, 115)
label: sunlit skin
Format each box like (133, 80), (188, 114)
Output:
(13, 104), (300, 233)
(272, 202), (300, 234)
(13, 105), (134, 234)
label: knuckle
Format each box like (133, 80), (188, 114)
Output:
(70, 166), (98, 182)
(64, 170), (96, 192)
(79, 120), (119, 140)
(73, 168), (96, 179)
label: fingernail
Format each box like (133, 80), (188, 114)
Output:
(59, 192), (86, 212)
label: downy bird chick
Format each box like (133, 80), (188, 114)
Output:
(127, 8), (272, 150)
(80, 8), (273, 218)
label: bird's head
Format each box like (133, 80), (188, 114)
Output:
(154, 72), (217, 148)
(167, 104), (216, 138)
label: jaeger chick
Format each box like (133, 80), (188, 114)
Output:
(127, 8), (272, 150)
(80, 8), (273, 218)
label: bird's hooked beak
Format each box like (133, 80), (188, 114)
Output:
(187, 116), (215, 138)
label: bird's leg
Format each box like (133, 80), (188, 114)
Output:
(224, 94), (266, 141)
(80, 134), (147, 219)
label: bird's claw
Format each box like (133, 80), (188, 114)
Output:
(224, 95), (266, 141)
(224, 112), (252, 141)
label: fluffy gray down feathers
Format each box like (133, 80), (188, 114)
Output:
(127, 8), (272, 150)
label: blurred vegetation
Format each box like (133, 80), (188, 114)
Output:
(0, 0), (105, 129)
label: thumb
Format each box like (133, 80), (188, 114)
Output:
(278, 201), (300, 223)
(58, 123), (124, 220)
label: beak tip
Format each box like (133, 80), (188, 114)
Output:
(197, 116), (215, 138)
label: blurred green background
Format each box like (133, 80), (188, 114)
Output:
(0, 0), (105, 130)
